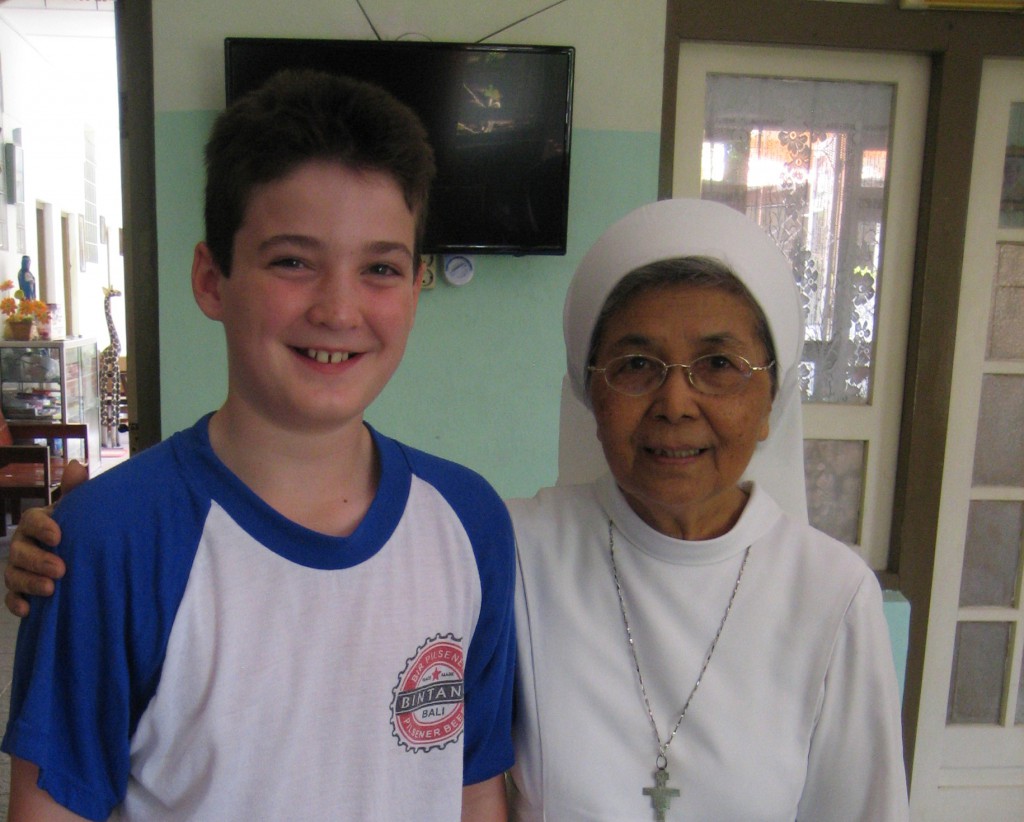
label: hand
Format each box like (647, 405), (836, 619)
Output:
(3, 459), (89, 618)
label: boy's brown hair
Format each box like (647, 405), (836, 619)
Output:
(204, 69), (436, 275)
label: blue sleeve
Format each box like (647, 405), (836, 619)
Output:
(0, 442), (207, 820)
(461, 491), (516, 785)
(402, 445), (517, 785)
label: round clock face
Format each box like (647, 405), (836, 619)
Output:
(443, 255), (475, 287)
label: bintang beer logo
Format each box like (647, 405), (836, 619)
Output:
(391, 633), (466, 752)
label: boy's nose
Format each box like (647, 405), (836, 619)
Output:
(307, 273), (360, 328)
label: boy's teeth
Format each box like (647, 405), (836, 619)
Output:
(307, 349), (350, 364)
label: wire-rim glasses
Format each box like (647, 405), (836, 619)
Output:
(588, 353), (774, 397)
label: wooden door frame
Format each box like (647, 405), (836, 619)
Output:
(660, 0), (1024, 779)
(113, 0), (160, 453)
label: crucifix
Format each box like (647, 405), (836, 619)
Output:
(642, 766), (680, 821)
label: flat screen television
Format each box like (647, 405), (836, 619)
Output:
(224, 38), (575, 255)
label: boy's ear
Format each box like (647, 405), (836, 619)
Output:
(192, 242), (226, 320)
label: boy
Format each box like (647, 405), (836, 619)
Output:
(0, 70), (515, 821)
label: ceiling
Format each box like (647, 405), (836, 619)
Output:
(0, 0), (112, 12)
(0, 0), (115, 72)
(0, 0), (117, 119)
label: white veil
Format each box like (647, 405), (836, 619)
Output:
(557, 198), (809, 522)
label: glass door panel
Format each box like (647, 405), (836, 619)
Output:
(674, 44), (927, 568)
(914, 59), (1024, 819)
(702, 74), (892, 406)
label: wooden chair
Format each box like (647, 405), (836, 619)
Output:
(0, 415), (90, 536)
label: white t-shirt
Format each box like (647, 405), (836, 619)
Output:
(3, 417), (516, 821)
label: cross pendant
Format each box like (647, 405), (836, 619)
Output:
(642, 766), (680, 821)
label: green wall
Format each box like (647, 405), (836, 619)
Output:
(155, 115), (659, 498)
(152, 0), (666, 499)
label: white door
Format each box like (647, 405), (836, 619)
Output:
(910, 58), (1024, 820)
(672, 43), (928, 572)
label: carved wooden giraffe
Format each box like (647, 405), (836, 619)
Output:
(99, 287), (122, 448)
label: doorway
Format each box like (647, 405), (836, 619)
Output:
(910, 58), (1024, 820)
(0, 1), (131, 456)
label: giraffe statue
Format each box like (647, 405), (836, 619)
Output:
(99, 287), (123, 448)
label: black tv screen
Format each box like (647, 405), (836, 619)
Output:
(225, 38), (575, 255)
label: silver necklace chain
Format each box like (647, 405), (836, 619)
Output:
(608, 519), (750, 764)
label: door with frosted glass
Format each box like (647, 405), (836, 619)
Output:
(673, 43), (927, 571)
(911, 60), (1024, 820)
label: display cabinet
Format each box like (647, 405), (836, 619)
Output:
(0, 338), (100, 466)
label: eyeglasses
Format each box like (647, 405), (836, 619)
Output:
(588, 353), (774, 397)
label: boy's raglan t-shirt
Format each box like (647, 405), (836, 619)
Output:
(1, 415), (516, 821)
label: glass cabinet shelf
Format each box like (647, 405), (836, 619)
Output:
(0, 337), (100, 466)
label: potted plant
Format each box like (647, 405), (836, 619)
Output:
(1, 279), (51, 341)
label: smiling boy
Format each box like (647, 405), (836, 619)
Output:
(1, 70), (515, 821)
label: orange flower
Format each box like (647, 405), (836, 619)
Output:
(1, 297), (49, 323)
(30, 301), (51, 323)
(0, 280), (13, 293)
